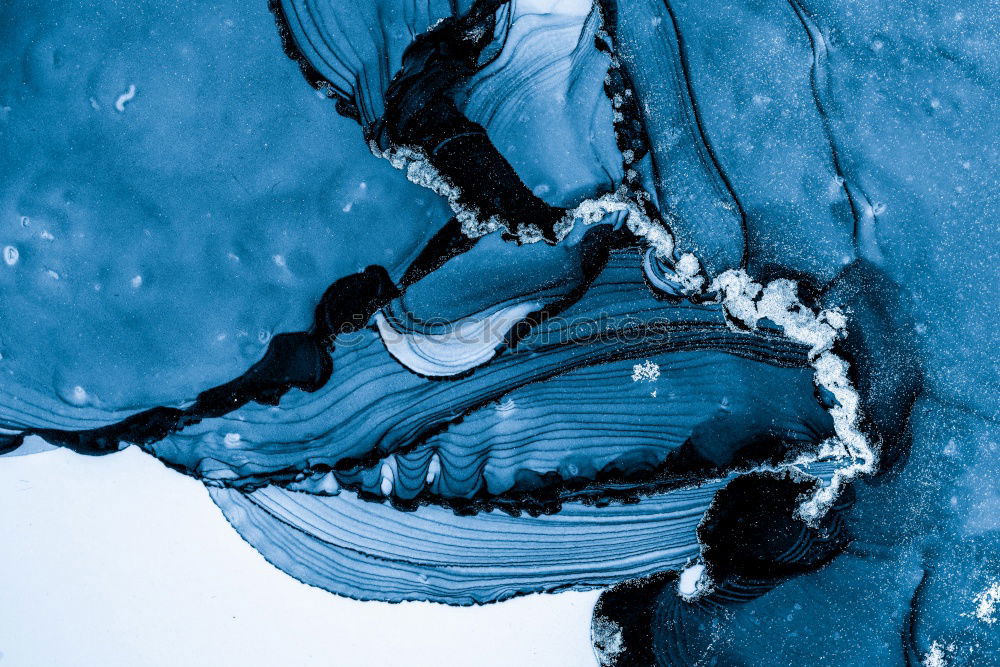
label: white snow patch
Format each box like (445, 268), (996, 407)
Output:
(677, 562), (708, 600)
(592, 617), (624, 664)
(631, 360), (660, 383)
(379, 460), (395, 496)
(114, 84), (137, 112)
(425, 453), (441, 485)
(923, 641), (955, 667)
(973, 581), (999, 625)
(710, 270), (874, 522)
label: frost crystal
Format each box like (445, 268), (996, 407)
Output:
(974, 581), (1000, 625)
(631, 360), (660, 382)
(923, 641), (954, 667)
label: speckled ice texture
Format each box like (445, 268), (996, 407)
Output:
(1, 0), (997, 664)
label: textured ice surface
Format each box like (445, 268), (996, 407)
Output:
(0, 0), (450, 414)
(2, 0), (998, 664)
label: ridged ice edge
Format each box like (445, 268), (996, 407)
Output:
(370, 143), (875, 527)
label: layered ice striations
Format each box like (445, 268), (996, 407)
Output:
(4, 0), (997, 663)
(211, 477), (729, 604)
(2, 0), (867, 596)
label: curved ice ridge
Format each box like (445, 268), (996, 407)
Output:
(710, 272), (874, 522)
(371, 143), (571, 244)
(372, 137), (707, 292)
(373, 137), (873, 521)
(280, 0), (872, 524)
(374, 300), (543, 377)
(705, 267), (872, 523)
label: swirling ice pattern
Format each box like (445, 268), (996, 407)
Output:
(1, 0), (997, 664)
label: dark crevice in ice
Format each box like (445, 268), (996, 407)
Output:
(19, 241), (461, 456)
(374, 2), (572, 243)
(785, 0), (879, 261)
(32, 273), (387, 455)
(698, 471), (853, 584)
(267, 0), (362, 121)
(902, 568), (932, 666)
(339, 435), (832, 518)
(593, 472), (855, 665)
(399, 217), (481, 288)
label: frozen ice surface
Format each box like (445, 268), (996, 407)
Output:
(1, 0), (997, 664)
